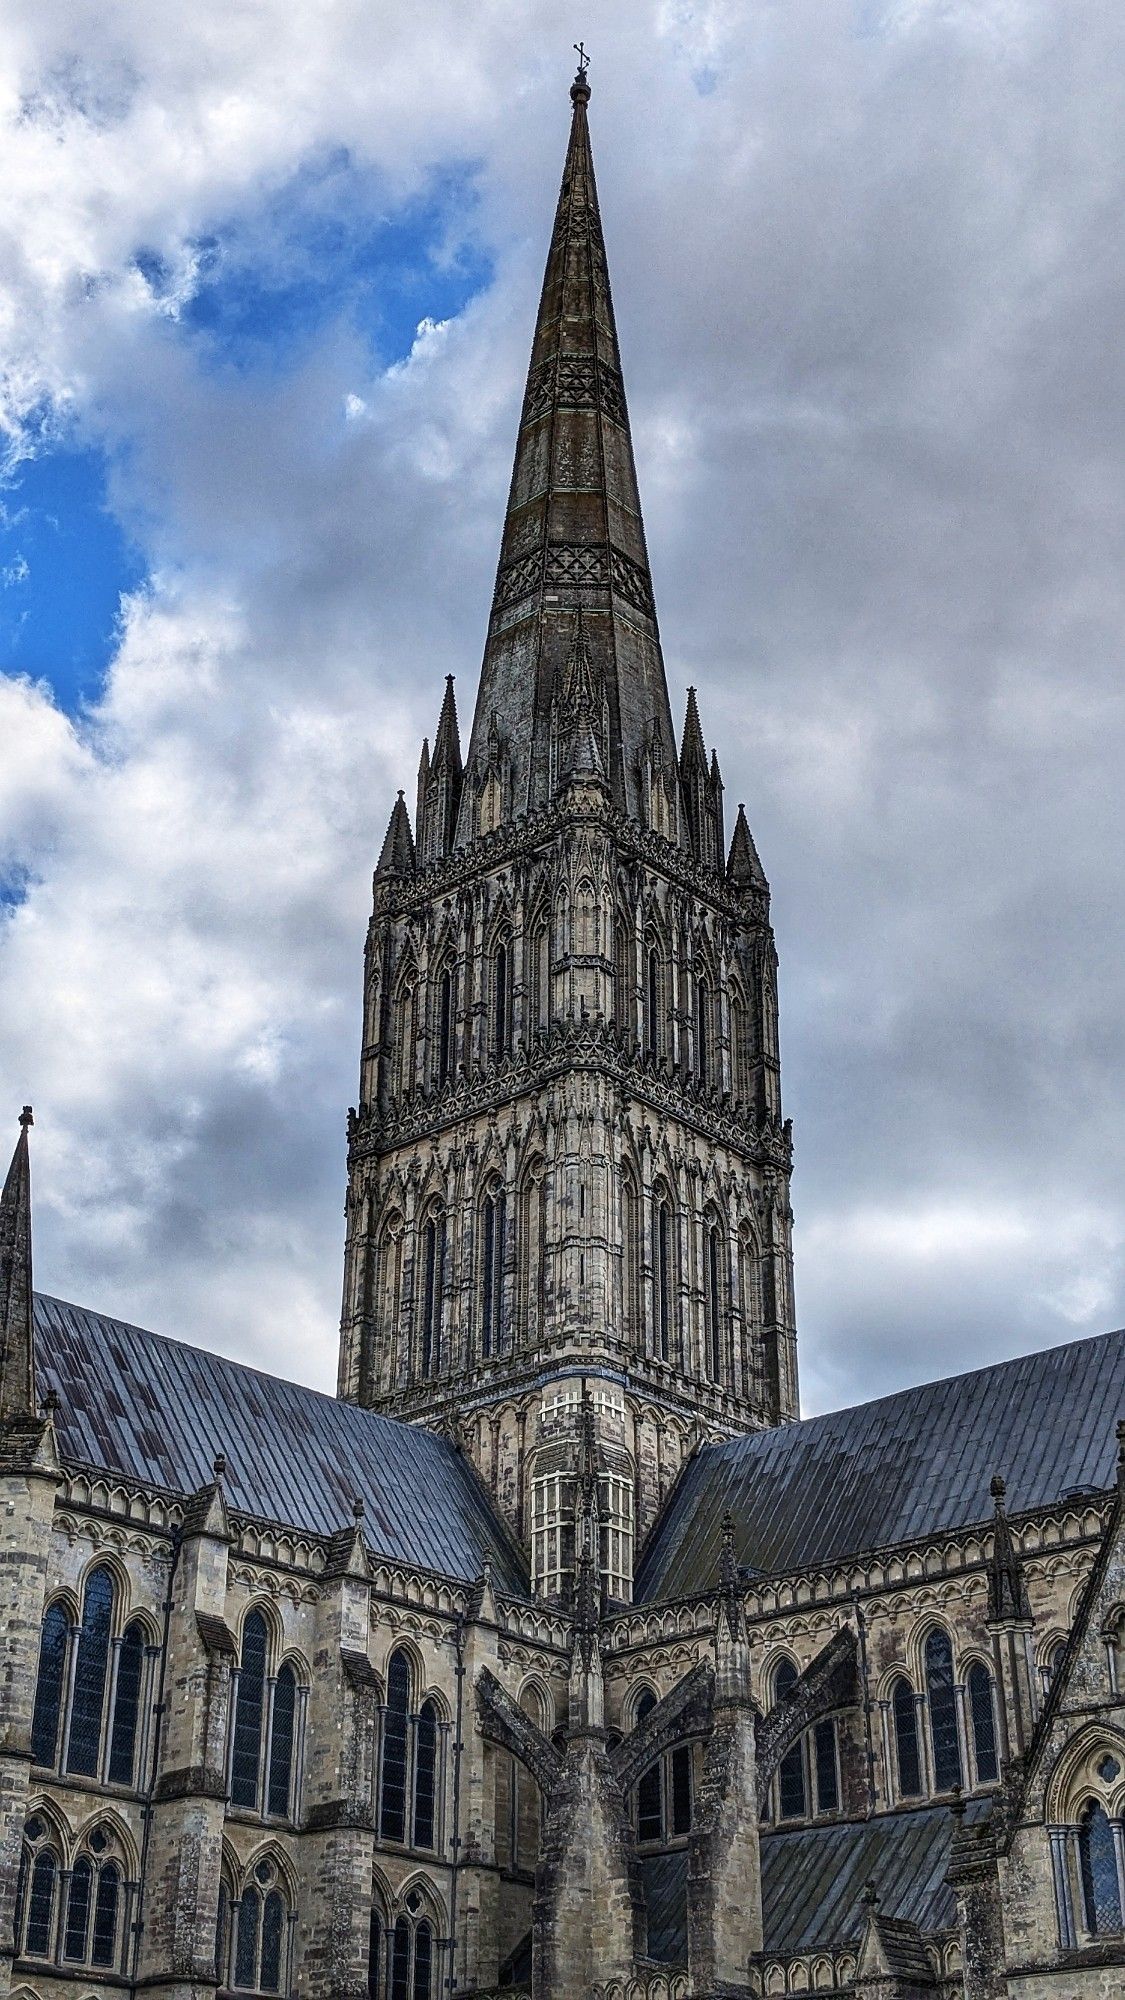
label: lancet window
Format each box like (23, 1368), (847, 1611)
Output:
(368, 1900), (434, 2000)
(480, 1181), (507, 1358)
(228, 1611), (306, 1821)
(620, 1164), (642, 1343)
(216, 1855), (292, 1994)
(394, 971), (417, 1100)
(520, 1156), (547, 1339)
(923, 1627), (963, 1794)
(377, 1649), (444, 1853)
(966, 1660), (999, 1785)
(1078, 1801), (1123, 1937)
(703, 1213), (725, 1384)
(767, 1659), (841, 1825)
(31, 1570), (154, 1789)
(434, 964), (455, 1086)
(653, 1190), (675, 1363)
(891, 1675), (923, 1799)
(492, 936), (511, 1059)
(633, 1691), (693, 1845)
(418, 1208), (445, 1379)
(14, 1817), (129, 1975)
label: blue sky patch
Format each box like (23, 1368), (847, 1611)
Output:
(0, 443), (146, 714)
(144, 152), (492, 373)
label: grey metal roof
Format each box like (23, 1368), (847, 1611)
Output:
(638, 1802), (987, 1965)
(635, 1327), (1125, 1601)
(34, 1294), (530, 1597)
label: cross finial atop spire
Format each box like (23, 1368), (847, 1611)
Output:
(20, 1105), (32, 1129)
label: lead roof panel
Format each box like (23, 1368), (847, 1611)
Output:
(635, 1327), (1125, 1602)
(34, 1294), (530, 1597)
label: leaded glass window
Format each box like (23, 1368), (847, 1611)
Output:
(267, 1662), (297, 1818)
(108, 1619), (146, 1785)
(231, 1610), (269, 1809)
(24, 1848), (57, 1957)
(64, 1856), (92, 1960)
(814, 1719), (839, 1814)
(1079, 1800), (1123, 1937)
(414, 1700), (438, 1850)
(380, 1649), (411, 1842)
(67, 1566), (114, 1777)
(31, 1600), (70, 1768)
(967, 1662), (999, 1784)
(774, 1659), (806, 1821)
(924, 1628), (962, 1793)
(892, 1676), (922, 1798)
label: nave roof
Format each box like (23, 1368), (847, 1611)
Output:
(641, 1799), (990, 1966)
(33, 1293), (530, 1596)
(635, 1325), (1125, 1601)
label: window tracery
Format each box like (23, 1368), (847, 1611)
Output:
(31, 1573), (154, 1789)
(378, 1650), (444, 1853)
(228, 1612), (305, 1821)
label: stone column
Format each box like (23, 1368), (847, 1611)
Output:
(301, 1511), (379, 2000)
(686, 1571), (762, 1993)
(136, 1467), (233, 2000)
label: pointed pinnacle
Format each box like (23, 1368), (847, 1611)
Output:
(680, 686), (707, 771)
(432, 674), (462, 774)
(0, 1104), (36, 1421)
(375, 792), (416, 879)
(727, 803), (767, 890)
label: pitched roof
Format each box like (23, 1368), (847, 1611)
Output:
(635, 1327), (1125, 1601)
(33, 1294), (530, 1596)
(639, 1801), (988, 1965)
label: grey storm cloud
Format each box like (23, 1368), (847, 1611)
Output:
(0, 0), (1122, 1413)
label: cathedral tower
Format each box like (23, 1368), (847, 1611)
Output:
(338, 65), (796, 1602)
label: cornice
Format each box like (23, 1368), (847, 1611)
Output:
(372, 800), (769, 928)
(349, 1016), (793, 1166)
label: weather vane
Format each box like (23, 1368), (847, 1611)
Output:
(573, 41), (590, 79)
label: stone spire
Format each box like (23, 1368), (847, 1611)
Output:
(457, 69), (680, 837)
(374, 791), (416, 881)
(0, 1107), (36, 1421)
(727, 802), (767, 891)
(416, 676), (463, 864)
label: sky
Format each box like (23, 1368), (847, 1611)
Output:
(0, 0), (1123, 1419)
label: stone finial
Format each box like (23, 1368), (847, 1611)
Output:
(41, 1387), (59, 1418)
(352, 1494), (366, 1523)
(212, 1452), (226, 1481)
(990, 1473), (1006, 1509)
(19, 1105), (33, 1128)
(862, 1880), (879, 1911)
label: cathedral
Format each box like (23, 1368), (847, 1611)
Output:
(3, 61), (1125, 2000)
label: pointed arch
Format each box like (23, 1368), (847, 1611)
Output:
(392, 954), (419, 1102)
(479, 1172), (508, 1360)
(651, 1178), (677, 1365)
(701, 1202), (728, 1386)
(619, 1148), (643, 1349)
(416, 1198), (447, 1381)
(921, 1624), (962, 1794)
(518, 1152), (547, 1344)
(66, 1564), (116, 1778)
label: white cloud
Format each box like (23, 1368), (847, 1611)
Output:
(0, 0), (1122, 1408)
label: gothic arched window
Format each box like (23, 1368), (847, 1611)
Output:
(108, 1617), (147, 1786)
(614, 915), (633, 1035)
(967, 1661), (999, 1785)
(368, 1908), (384, 1998)
(230, 1609), (269, 1810)
(233, 1861), (288, 1994)
(654, 1194), (674, 1363)
(924, 1628), (963, 1793)
(1079, 1800), (1123, 1936)
(435, 965), (455, 1085)
(64, 1834), (123, 1971)
(22, 1843), (58, 1958)
(67, 1565), (114, 1777)
(645, 942), (664, 1058)
(520, 1158), (546, 1340)
(694, 977), (711, 1087)
(390, 1911), (434, 2000)
(395, 974), (417, 1101)
(620, 1165), (642, 1345)
(729, 983), (750, 1104)
(380, 1648), (411, 1842)
(31, 1599), (70, 1769)
(528, 910), (550, 1036)
(891, 1675), (922, 1798)
(574, 880), (598, 956)
(267, 1662), (299, 1818)
(773, 1658), (806, 1821)
(413, 1699), (439, 1851)
(704, 1216), (724, 1383)
(418, 1209), (445, 1379)
(480, 1182), (507, 1359)
(492, 938), (510, 1059)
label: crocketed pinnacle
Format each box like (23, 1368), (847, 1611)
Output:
(374, 792), (416, 880)
(0, 1107), (36, 1421)
(458, 71), (678, 835)
(727, 802), (767, 891)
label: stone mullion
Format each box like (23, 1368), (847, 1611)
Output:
(101, 1634), (123, 1783)
(1048, 1826), (1076, 1950)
